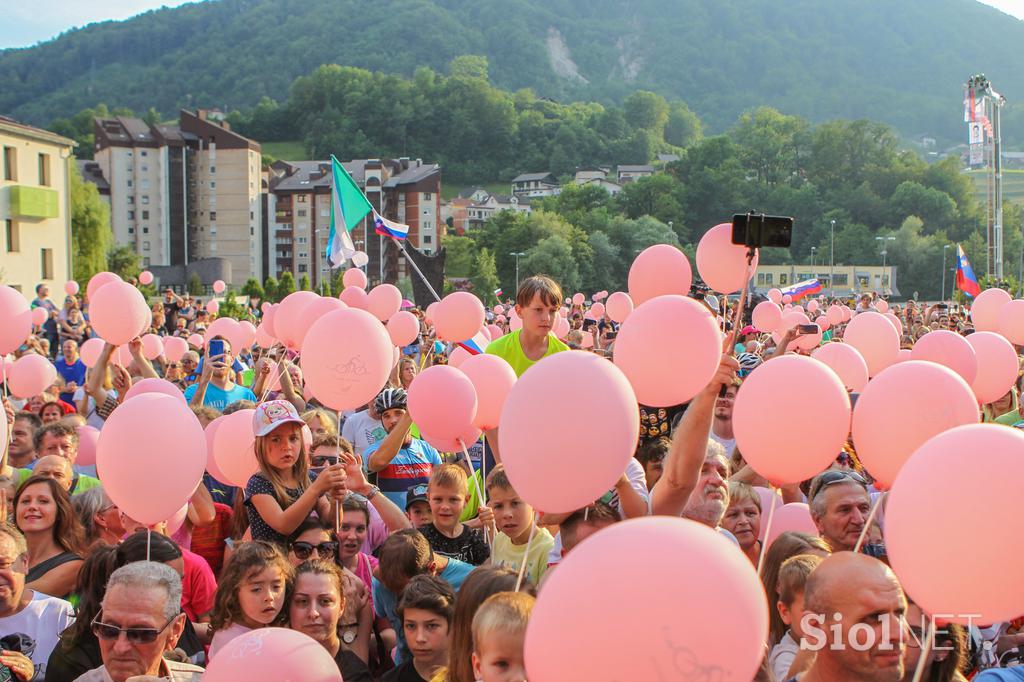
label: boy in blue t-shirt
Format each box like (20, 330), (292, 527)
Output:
(365, 387), (442, 508)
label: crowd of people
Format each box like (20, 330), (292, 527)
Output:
(0, 271), (1021, 682)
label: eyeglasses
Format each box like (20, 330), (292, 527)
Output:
(809, 470), (867, 501)
(91, 611), (178, 644)
(290, 541), (338, 561)
(310, 455), (340, 469)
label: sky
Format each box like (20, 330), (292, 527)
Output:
(2, 0), (1023, 48)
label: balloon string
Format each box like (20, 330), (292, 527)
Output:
(146, 527), (151, 562)
(336, 410), (343, 535)
(910, 621), (933, 682)
(756, 485), (778, 577)
(258, 345), (295, 403)
(458, 438), (490, 548)
(514, 512), (538, 592)
(853, 493), (884, 554)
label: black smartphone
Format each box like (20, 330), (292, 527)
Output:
(732, 213), (794, 248)
(208, 338), (226, 359)
(797, 324), (819, 334)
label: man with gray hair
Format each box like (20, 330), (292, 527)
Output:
(77, 562), (203, 681)
(0, 522), (75, 680)
(808, 470), (872, 552)
(680, 440), (731, 531)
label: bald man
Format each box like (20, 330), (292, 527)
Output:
(796, 552), (906, 682)
(33, 454), (100, 496)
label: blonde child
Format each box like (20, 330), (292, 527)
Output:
(419, 464), (491, 566)
(208, 540), (294, 660)
(245, 400), (346, 546)
(486, 465), (554, 585)
(471, 592), (535, 682)
(769, 553), (824, 682)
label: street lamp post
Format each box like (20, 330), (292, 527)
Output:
(875, 236), (895, 295)
(810, 247), (817, 272)
(509, 252), (525, 290)
(941, 244), (951, 302)
(829, 219), (836, 297)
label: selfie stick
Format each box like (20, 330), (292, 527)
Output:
(718, 246), (758, 397)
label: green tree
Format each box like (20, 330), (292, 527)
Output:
(664, 102), (702, 148)
(299, 273), (311, 291)
(187, 272), (204, 296)
(522, 234), (580, 293)
(615, 175), (685, 228)
(263, 276), (279, 303)
(623, 91), (669, 133)
(278, 271), (297, 298)
(241, 278), (265, 300)
(218, 290), (247, 319)
(107, 245), (141, 281)
(731, 106), (809, 187)
(444, 236), (478, 277)
(70, 160), (111, 283)
(471, 248), (500, 304)
(449, 55), (489, 82)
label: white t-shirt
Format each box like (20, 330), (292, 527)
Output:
(709, 429), (736, 455)
(73, 387), (118, 430)
(769, 630), (800, 682)
(0, 590), (75, 679)
(341, 411), (385, 458)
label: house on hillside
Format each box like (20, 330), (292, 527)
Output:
(511, 172), (560, 197)
(465, 191), (531, 230)
(573, 166), (610, 184)
(617, 164), (655, 184)
(577, 177), (622, 195)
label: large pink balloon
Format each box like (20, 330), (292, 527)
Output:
(138, 270), (153, 285)
(627, 244), (693, 306)
(295, 296), (346, 349)
(204, 628), (342, 681)
(459, 354), (517, 431)
(554, 316), (570, 339)
(807, 299), (820, 314)
(64, 281), (79, 296)
(752, 300), (782, 332)
(696, 223), (760, 294)
(162, 336), (188, 363)
(212, 409), (258, 488)
(815, 315), (830, 331)
(254, 324), (275, 349)
(966, 332), (1019, 404)
(90, 281), (149, 345)
(447, 346), (471, 368)
(228, 320), (258, 353)
(733, 355), (851, 485)
(187, 334), (203, 349)
(767, 288), (783, 304)
(204, 317), (239, 348)
(31, 307), (48, 328)
(7, 354), (57, 399)
(971, 288), (1012, 332)
(86, 271), (121, 300)
(274, 291), (318, 351)
(204, 417), (230, 483)
(407, 366), (478, 440)
(302, 308), (394, 411)
(526, 518), (767, 681)
(366, 283), (403, 322)
(213, 279), (226, 294)
(753, 486), (784, 540)
(605, 292), (634, 323)
(487, 324), (503, 340)
(843, 312), (900, 377)
(810, 342), (869, 391)
(123, 377), (185, 403)
(911, 330), (978, 385)
(419, 425), (483, 454)
(613, 295), (722, 407)
(499, 351), (639, 512)
(764, 503), (819, 547)
(884, 312), (904, 337)
(826, 304), (845, 326)
(851, 361), (979, 488)
(140, 333), (164, 361)
(387, 310), (420, 347)
(262, 304), (278, 338)
(590, 302), (605, 319)
(876, 299), (889, 313)
(76, 426), (100, 467)
(342, 268), (368, 290)
(434, 292), (485, 342)
(0, 285), (33, 355)
(571, 293), (585, 306)
(96, 393), (205, 525)
(79, 338), (105, 368)
(338, 286), (368, 310)
(998, 299), (1024, 345)
(886, 424), (1024, 624)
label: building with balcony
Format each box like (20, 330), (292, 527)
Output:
(0, 116), (74, 295)
(511, 172), (560, 198)
(753, 264), (899, 297)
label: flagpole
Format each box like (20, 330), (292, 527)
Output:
(393, 237), (441, 302)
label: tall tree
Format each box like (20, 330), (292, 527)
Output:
(277, 271), (297, 298)
(70, 160), (111, 283)
(471, 248), (500, 304)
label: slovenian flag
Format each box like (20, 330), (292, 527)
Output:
(327, 156), (373, 267)
(780, 279), (823, 302)
(374, 211), (409, 240)
(456, 330), (489, 356)
(955, 244), (981, 298)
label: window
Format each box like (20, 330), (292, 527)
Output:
(141, 165), (148, 172)
(127, 180), (133, 188)
(779, 274), (788, 285)
(38, 153), (50, 185)
(143, 257), (150, 267)
(3, 147), (16, 181)
(297, 209), (307, 217)
(143, 226), (149, 234)
(298, 252), (308, 259)
(423, 235), (432, 244)
(297, 195), (308, 203)
(5, 220), (19, 252)
(298, 264), (308, 272)
(250, 211), (254, 220)
(143, 241), (150, 251)
(209, 166), (215, 174)
(127, 196), (134, 205)
(142, 210), (149, 220)
(128, 210), (135, 220)
(140, 150), (148, 156)
(296, 237), (307, 244)
(41, 248), (53, 279)
(141, 195), (149, 205)
(210, 181), (216, 189)
(210, 211), (217, 221)
(423, 192), (432, 200)
(128, 227), (134, 235)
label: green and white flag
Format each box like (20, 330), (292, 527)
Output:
(327, 155), (373, 267)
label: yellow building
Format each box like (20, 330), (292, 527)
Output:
(0, 116), (74, 296)
(754, 264), (899, 297)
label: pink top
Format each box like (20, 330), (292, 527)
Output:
(353, 552), (378, 616)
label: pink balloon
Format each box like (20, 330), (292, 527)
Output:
(165, 503), (189, 536)
(843, 312), (900, 377)
(628, 244), (693, 306)
(771, 310), (810, 347)
(204, 628), (342, 682)
(590, 302), (605, 319)
(525, 518), (767, 681)
(424, 302), (439, 324)
(213, 409), (258, 488)
(86, 271), (121, 300)
(499, 351), (639, 512)
(187, 334), (203, 348)
(509, 312), (522, 331)
(753, 486), (784, 540)
(614, 295), (722, 407)
(767, 288), (783, 304)
(998, 299), (1024, 345)
(751, 301), (782, 332)
(262, 304), (278, 338)
(696, 223), (759, 294)
(254, 324), (275, 349)
(0, 285), (33, 355)
(75, 426), (101, 467)
(123, 377), (185, 403)
(571, 293), (585, 306)
(138, 270), (153, 285)
(493, 305), (504, 315)
(842, 306), (853, 322)
(807, 299), (820, 314)
(815, 315), (830, 331)
(419, 426), (483, 454)
(302, 308), (394, 411)
(826, 304), (844, 326)
(31, 307), (47, 327)
(884, 312), (904, 337)
(7, 354), (57, 399)
(205, 300), (219, 315)
(605, 292), (634, 323)
(140, 334), (164, 361)
(387, 311), (420, 347)
(203, 417), (229, 482)
(275, 291), (319, 351)
(204, 317), (239, 347)
(971, 288), (1012, 332)
(911, 330), (978, 385)
(733, 355), (851, 485)
(339, 286), (368, 310)
(90, 281), (149, 345)
(811, 342), (869, 392)
(448, 346), (471, 368)
(459, 354), (517, 431)
(231, 321), (258, 352)
(64, 281), (79, 296)
(967, 331), (1019, 404)
(163, 336), (188, 363)
(886, 424), (1024, 624)
(342, 268), (368, 290)
(782, 294), (793, 304)
(554, 317), (570, 339)
(486, 324), (503, 340)
(97, 393), (205, 525)
(366, 283), (402, 322)
(434, 292), (485, 343)
(213, 279), (226, 294)
(296, 296), (346, 349)
(876, 299), (889, 313)
(764, 503), (819, 548)
(408, 366), (477, 440)
(794, 325), (823, 351)
(896, 348), (913, 363)
(111, 345), (133, 368)
(496, 314), (507, 325)
(851, 361), (979, 488)
(79, 338), (105, 368)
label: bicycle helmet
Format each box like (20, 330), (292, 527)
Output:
(736, 352), (762, 376)
(374, 387), (408, 414)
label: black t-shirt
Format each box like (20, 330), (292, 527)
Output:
(638, 403), (688, 444)
(382, 660), (429, 682)
(418, 523), (490, 566)
(335, 648), (373, 682)
(163, 300), (180, 333)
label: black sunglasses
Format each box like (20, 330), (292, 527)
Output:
(290, 541), (338, 561)
(809, 470), (867, 501)
(91, 611), (178, 644)
(310, 455), (340, 469)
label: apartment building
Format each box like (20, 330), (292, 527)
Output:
(0, 116), (74, 295)
(91, 110), (261, 283)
